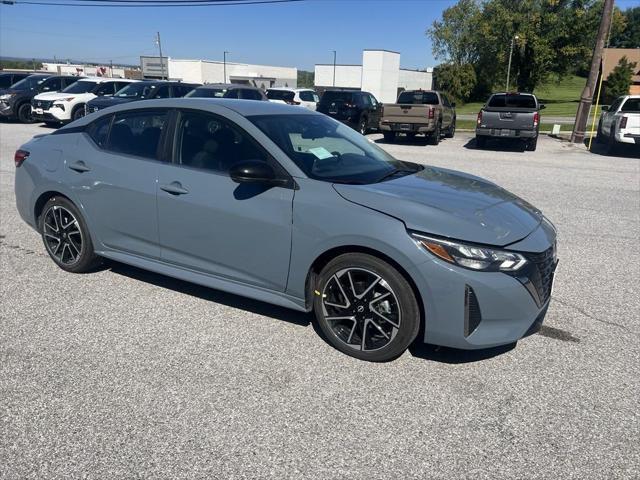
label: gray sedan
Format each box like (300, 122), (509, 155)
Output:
(14, 98), (558, 361)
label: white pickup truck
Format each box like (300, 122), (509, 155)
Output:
(597, 95), (640, 153)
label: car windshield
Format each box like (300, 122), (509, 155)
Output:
(397, 91), (439, 105)
(62, 81), (97, 94)
(116, 83), (156, 99)
(10, 75), (50, 90)
(620, 98), (640, 113)
(250, 114), (422, 184)
(187, 87), (227, 98)
(267, 90), (295, 101)
(488, 94), (537, 108)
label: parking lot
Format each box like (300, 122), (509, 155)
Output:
(1, 122), (638, 478)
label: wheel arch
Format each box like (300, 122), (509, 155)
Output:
(34, 190), (72, 222)
(305, 245), (425, 328)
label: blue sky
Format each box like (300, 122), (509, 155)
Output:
(0, 0), (459, 71)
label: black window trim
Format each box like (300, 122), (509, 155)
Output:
(168, 107), (294, 187)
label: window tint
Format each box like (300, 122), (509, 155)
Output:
(609, 97), (624, 112)
(107, 110), (167, 159)
(298, 91), (318, 102)
(0, 75), (13, 88)
(267, 89), (295, 101)
(176, 110), (267, 174)
(225, 89), (239, 99)
(620, 98), (640, 113)
(63, 77), (80, 88)
(41, 77), (62, 92)
(172, 85), (194, 97)
(187, 87), (227, 98)
(319, 90), (355, 105)
(94, 82), (116, 96)
(397, 91), (439, 105)
(154, 85), (170, 99)
(487, 94), (537, 108)
(369, 94), (378, 107)
(359, 93), (372, 107)
(62, 80), (96, 94)
(115, 82), (131, 92)
(87, 115), (112, 148)
(241, 89), (263, 100)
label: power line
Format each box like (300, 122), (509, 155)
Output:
(3, 0), (303, 6)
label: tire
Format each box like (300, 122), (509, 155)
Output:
(526, 137), (538, 151)
(358, 115), (368, 135)
(17, 103), (35, 123)
(38, 196), (101, 273)
(445, 118), (456, 138)
(595, 120), (604, 143)
(71, 105), (85, 122)
(383, 131), (396, 143)
(429, 121), (441, 145)
(476, 136), (486, 149)
(313, 253), (420, 362)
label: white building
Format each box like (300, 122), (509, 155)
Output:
(314, 50), (433, 103)
(140, 57), (297, 89)
(41, 62), (132, 79)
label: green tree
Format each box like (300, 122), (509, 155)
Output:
(428, 0), (482, 65)
(609, 7), (640, 48)
(297, 70), (315, 88)
(605, 56), (637, 101)
(433, 63), (477, 103)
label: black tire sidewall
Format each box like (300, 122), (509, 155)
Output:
(17, 103), (34, 123)
(431, 122), (441, 145)
(313, 253), (420, 362)
(72, 105), (85, 121)
(38, 196), (100, 273)
(358, 116), (367, 135)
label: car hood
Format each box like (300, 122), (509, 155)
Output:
(88, 96), (134, 108)
(33, 91), (77, 101)
(333, 166), (543, 247)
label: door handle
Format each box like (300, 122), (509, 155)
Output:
(160, 182), (189, 195)
(68, 161), (91, 173)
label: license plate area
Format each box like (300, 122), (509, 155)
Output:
(500, 129), (513, 136)
(399, 123), (411, 131)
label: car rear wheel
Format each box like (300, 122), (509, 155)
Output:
(383, 131), (396, 143)
(314, 253), (420, 362)
(358, 116), (368, 135)
(17, 103), (35, 123)
(39, 197), (101, 273)
(429, 122), (441, 145)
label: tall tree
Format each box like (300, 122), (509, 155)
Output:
(609, 7), (640, 48)
(605, 56), (637, 100)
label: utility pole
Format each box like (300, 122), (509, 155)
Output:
(32, 58), (36, 71)
(223, 51), (229, 83)
(571, 0), (614, 143)
(506, 35), (519, 91)
(332, 50), (337, 87)
(110, 59), (113, 78)
(155, 32), (165, 80)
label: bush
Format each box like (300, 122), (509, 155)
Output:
(605, 56), (637, 102)
(433, 63), (477, 104)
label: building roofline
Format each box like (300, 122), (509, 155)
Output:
(362, 49), (401, 55)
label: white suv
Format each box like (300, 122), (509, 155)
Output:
(597, 95), (640, 152)
(32, 77), (138, 125)
(266, 88), (319, 110)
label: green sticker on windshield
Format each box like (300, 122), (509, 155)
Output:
(308, 147), (334, 160)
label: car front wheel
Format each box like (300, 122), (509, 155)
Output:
(314, 253), (420, 362)
(39, 196), (101, 273)
(17, 103), (35, 123)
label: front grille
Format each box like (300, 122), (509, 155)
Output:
(510, 244), (557, 307)
(32, 99), (53, 110)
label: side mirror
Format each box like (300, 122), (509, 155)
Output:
(230, 160), (285, 185)
(601, 106), (608, 112)
(539, 104), (546, 110)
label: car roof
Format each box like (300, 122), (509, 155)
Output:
(137, 80), (200, 86)
(77, 77), (138, 83)
(267, 87), (315, 92)
(197, 83), (260, 90)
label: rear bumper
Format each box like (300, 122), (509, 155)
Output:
(380, 121), (435, 133)
(617, 132), (640, 145)
(476, 127), (537, 139)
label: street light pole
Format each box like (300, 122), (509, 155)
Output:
(223, 51), (229, 83)
(155, 32), (165, 80)
(332, 50), (336, 87)
(506, 35), (519, 91)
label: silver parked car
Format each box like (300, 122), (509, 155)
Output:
(14, 99), (558, 361)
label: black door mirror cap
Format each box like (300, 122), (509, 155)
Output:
(539, 103), (546, 110)
(229, 160), (287, 186)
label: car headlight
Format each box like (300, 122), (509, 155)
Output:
(411, 232), (527, 272)
(0, 93), (15, 100)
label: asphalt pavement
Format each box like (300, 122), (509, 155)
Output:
(1, 122), (638, 479)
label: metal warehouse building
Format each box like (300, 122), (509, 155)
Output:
(141, 56), (297, 89)
(314, 50), (433, 103)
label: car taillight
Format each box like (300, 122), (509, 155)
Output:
(533, 112), (539, 128)
(428, 107), (434, 119)
(620, 116), (628, 129)
(477, 111), (482, 125)
(14, 150), (29, 168)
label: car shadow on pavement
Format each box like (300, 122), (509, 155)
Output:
(106, 261), (312, 328)
(463, 137), (528, 152)
(374, 135), (450, 147)
(408, 342), (516, 364)
(586, 139), (640, 159)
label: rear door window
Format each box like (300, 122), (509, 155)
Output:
(172, 85), (194, 97)
(267, 90), (295, 102)
(320, 91), (354, 105)
(94, 82), (116, 96)
(397, 91), (439, 105)
(87, 115), (112, 148)
(154, 85), (170, 99)
(488, 94), (537, 108)
(299, 91), (319, 102)
(106, 110), (168, 160)
(241, 89), (264, 100)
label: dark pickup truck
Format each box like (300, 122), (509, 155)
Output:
(475, 93), (545, 151)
